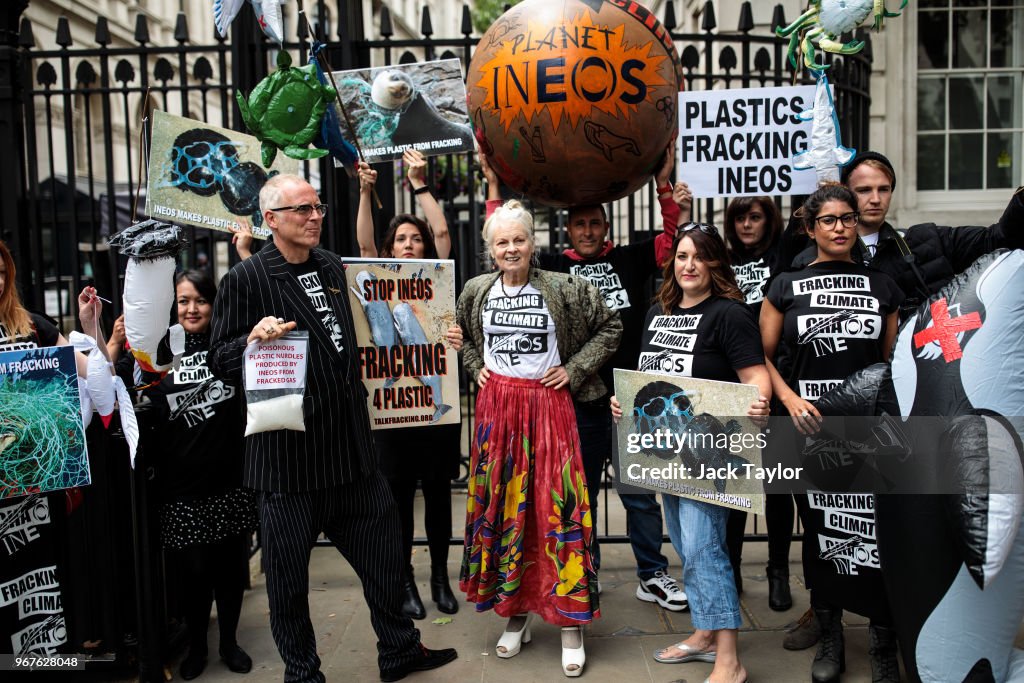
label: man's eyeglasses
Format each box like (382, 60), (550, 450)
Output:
(680, 222), (719, 237)
(270, 203), (328, 217)
(814, 212), (859, 229)
(633, 390), (695, 420)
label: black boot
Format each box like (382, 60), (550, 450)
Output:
(180, 646), (208, 680)
(731, 558), (743, 595)
(811, 607), (845, 683)
(401, 568), (426, 620)
(767, 564), (793, 611)
(430, 566), (459, 615)
(869, 623), (900, 682)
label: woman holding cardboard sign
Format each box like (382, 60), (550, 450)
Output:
(611, 223), (770, 683)
(759, 184), (903, 683)
(355, 149), (464, 620)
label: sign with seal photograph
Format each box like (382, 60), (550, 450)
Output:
(330, 59), (474, 163)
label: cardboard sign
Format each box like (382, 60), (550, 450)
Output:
(330, 59), (474, 163)
(146, 110), (299, 238)
(343, 259), (460, 430)
(613, 368), (766, 513)
(677, 85), (818, 198)
(0, 346), (90, 500)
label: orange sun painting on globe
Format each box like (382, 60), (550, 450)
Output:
(474, 10), (670, 134)
(468, 0), (683, 207)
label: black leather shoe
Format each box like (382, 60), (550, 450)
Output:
(401, 571), (426, 620)
(767, 564), (793, 611)
(219, 643), (253, 674)
(430, 568), (459, 615)
(379, 645), (458, 682)
(180, 649), (207, 680)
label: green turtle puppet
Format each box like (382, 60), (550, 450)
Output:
(236, 50), (335, 166)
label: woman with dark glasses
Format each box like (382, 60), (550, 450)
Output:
(759, 184), (903, 683)
(613, 222), (770, 683)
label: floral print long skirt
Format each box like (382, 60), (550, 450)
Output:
(460, 373), (599, 626)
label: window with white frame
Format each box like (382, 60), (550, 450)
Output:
(916, 1), (1023, 190)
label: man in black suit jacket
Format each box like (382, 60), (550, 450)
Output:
(208, 174), (456, 682)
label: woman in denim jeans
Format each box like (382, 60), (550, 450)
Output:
(613, 223), (770, 683)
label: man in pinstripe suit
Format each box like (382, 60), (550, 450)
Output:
(208, 175), (457, 682)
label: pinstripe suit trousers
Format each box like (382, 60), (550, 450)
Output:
(260, 472), (420, 682)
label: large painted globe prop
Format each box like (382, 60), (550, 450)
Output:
(468, 0), (683, 207)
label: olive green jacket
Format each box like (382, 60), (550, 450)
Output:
(456, 268), (623, 402)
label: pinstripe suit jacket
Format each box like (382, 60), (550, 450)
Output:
(208, 240), (377, 492)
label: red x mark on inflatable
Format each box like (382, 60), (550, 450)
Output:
(912, 298), (982, 362)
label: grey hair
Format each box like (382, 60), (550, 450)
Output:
(481, 199), (536, 261)
(259, 174), (311, 215)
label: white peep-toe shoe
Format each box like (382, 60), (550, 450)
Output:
(496, 614), (532, 658)
(561, 626), (585, 677)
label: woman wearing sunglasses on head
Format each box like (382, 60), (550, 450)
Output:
(759, 184), (903, 683)
(612, 222), (771, 683)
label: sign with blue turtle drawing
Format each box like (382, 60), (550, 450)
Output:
(614, 368), (766, 514)
(146, 110), (299, 239)
(343, 258), (461, 430)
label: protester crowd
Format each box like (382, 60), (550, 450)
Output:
(1, 145), (1022, 683)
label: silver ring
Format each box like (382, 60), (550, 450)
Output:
(801, 410), (810, 418)
(265, 326), (274, 334)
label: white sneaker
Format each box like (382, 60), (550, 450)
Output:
(636, 571), (688, 612)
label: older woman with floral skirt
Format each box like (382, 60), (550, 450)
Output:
(456, 199), (622, 677)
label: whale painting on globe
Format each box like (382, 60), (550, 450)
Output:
(468, 0), (683, 207)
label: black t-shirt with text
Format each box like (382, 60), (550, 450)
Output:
(289, 259), (345, 354)
(766, 261), (903, 401)
(542, 241), (657, 394)
(141, 334), (244, 500)
(637, 296), (764, 383)
(0, 312), (60, 352)
(731, 247), (775, 313)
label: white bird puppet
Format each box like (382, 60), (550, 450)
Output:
(108, 219), (187, 377)
(67, 331), (141, 466)
(214, 0), (286, 44)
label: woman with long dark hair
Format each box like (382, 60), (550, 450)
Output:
(613, 223), (771, 683)
(355, 151), (462, 619)
(136, 270), (257, 680)
(760, 184), (903, 683)
(720, 196), (795, 611)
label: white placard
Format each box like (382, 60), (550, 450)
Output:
(677, 85), (818, 198)
(244, 339), (309, 391)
